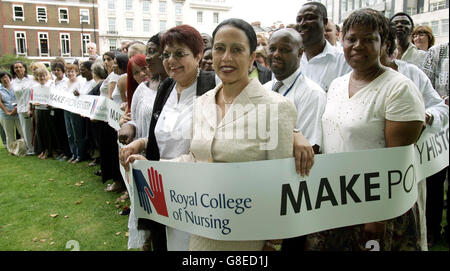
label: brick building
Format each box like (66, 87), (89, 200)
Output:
(0, 0), (100, 65)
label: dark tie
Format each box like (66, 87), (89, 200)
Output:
(272, 81), (284, 93)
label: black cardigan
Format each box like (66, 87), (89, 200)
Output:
(145, 69), (216, 161)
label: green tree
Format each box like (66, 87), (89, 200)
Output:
(0, 54), (32, 74)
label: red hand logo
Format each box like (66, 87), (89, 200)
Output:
(144, 167), (169, 217)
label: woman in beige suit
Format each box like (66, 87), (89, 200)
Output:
(122, 19), (304, 251)
(171, 19), (297, 250)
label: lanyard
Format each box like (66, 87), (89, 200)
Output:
(281, 71), (302, 97)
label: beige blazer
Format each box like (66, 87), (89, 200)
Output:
(175, 78), (297, 250)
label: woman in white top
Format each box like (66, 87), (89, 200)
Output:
(29, 67), (58, 160)
(306, 9), (425, 251)
(50, 60), (70, 160)
(10, 61), (35, 155)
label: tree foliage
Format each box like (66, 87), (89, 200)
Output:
(0, 54), (32, 74)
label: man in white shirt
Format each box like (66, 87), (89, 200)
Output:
(264, 28), (326, 154)
(264, 28), (327, 252)
(390, 12), (427, 68)
(295, 1), (351, 92)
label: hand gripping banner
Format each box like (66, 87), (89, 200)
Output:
(122, 122), (449, 241)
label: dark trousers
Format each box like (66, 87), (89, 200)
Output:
(426, 167), (448, 242)
(138, 219), (167, 251)
(99, 122), (122, 183)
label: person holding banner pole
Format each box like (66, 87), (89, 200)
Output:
(306, 9), (426, 251)
(380, 19), (449, 250)
(10, 61), (35, 155)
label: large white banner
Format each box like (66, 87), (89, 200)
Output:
(30, 88), (124, 130)
(122, 123), (449, 241)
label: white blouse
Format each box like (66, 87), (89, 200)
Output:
(322, 69), (425, 154)
(100, 72), (119, 98)
(128, 82), (157, 139)
(11, 76), (34, 113)
(154, 81), (197, 159)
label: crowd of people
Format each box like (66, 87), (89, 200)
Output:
(0, 2), (448, 251)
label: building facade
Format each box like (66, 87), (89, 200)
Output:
(98, 0), (232, 54)
(310, 0), (449, 44)
(0, 0), (100, 65)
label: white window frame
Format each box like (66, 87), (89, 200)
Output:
(159, 1), (167, 14)
(58, 8), (69, 23)
(38, 32), (49, 57)
(60, 33), (71, 57)
(13, 5), (24, 21)
(143, 19), (151, 32)
(143, 0), (150, 11)
(126, 18), (134, 32)
(108, 17), (117, 33)
(213, 12), (219, 24)
(108, 0), (115, 9)
(36, 6), (47, 23)
(15, 31), (27, 56)
(80, 9), (90, 24)
(81, 33), (91, 56)
(109, 39), (117, 51)
(175, 3), (183, 16)
(197, 11), (203, 23)
(160, 20), (167, 32)
(126, 0), (133, 10)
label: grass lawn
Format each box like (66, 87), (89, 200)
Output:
(0, 142), (133, 251)
(0, 141), (448, 251)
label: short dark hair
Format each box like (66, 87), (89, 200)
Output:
(115, 53), (129, 72)
(10, 61), (28, 78)
(103, 51), (116, 61)
(81, 60), (93, 70)
(148, 32), (163, 47)
(212, 18), (257, 54)
(51, 61), (65, 72)
(390, 12), (414, 30)
(343, 8), (389, 45)
(0, 71), (12, 81)
(161, 25), (204, 57)
(302, 1), (327, 20)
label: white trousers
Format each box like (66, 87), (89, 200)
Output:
(0, 116), (23, 152)
(18, 112), (34, 153)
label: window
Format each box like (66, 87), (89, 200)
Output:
(126, 0), (133, 10)
(13, 5), (24, 21)
(60, 33), (71, 57)
(108, 18), (116, 33)
(126, 18), (134, 32)
(109, 39), (117, 51)
(341, 0), (348, 12)
(59, 8), (69, 23)
(429, 0), (448, 11)
(197, 11), (203, 23)
(175, 3), (183, 16)
(160, 1), (166, 13)
(176, 21), (182, 26)
(160, 20), (167, 32)
(143, 0), (150, 11)
(15, 32), (27, 55)
(80, 9), (90, 24)
(36, 7), (47, 23)
(431, 20), (440, 36)
(108, 0), (115, 9)
(38, 32), (49, 56)
(143, 19), (151, 32)
(81, 34), (91, 56)
(441, 19), (449, 36)
(213, 12), (219, 24)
